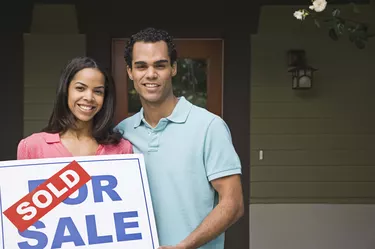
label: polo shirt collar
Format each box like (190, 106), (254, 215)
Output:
(133, 109), (144, 128)
(44, 133), (60, 143)
(133, 97), (192, 128)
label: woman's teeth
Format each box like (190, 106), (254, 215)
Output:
(78, 105), (94, 110)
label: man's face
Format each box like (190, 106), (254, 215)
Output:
(127, 41), (177, 105)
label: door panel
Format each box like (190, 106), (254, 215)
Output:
(112, 39), (223, 124)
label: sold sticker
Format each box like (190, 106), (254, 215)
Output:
(3, 160), (91, 232)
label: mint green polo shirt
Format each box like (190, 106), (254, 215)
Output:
(115, 97), (242, 249)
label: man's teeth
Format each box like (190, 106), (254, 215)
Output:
(145, 84), (158, 87)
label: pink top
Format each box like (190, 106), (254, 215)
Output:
(17, 132), (133, 159)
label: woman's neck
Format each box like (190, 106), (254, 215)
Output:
(63, 121), (93, 140)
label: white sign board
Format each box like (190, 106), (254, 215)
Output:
(0, 154), (159, 249)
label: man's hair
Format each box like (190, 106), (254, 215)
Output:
(124, 27), (177, 68)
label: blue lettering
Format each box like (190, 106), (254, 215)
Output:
(92, 175), (122, 203)
(28, 178), (88, 205)
(62, 185), (88, 205)
(27, 179), (45, 192)
(51, 217), (85, 248)
(17, 212), (142, 247)
(114, 211), (142, 241)
(28, 175), (121, 205)
(86, 215), (113, 244)
(18, 221), (48, 249)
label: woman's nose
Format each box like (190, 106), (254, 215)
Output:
(83, 90), (94, 101)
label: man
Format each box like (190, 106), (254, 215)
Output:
(116, 27), (244, 249)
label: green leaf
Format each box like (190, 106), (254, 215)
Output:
(354, 27), (369, 41)
(336, 22), (345, 35)
(328, 28), (339, 41)
(314, 19), (320, 28)
(332, 9), (340, 17)
(354, 38), (366, 49)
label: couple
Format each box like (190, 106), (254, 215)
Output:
(17, 27), (244, 249)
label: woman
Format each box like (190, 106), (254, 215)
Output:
(17, 56), (132, 159)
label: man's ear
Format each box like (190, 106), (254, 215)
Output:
(171, 61), (177, 77)
(127, 65), (133, 80)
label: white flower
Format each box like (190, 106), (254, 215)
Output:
(309, 0), (327, 12)
(293, 10), (305, 20)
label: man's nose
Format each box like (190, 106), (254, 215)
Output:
(146, 67), (157, 79)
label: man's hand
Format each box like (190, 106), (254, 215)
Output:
(158, 244), (186, 249)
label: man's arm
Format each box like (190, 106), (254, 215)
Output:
(159, 174), (244, 249)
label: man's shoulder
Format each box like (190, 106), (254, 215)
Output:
(116, 112), (141, 131)
(187, 104), (233, 136)
(189, 104), (223, 125)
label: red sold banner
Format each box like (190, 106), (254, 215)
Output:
(3, 160), (90, 232)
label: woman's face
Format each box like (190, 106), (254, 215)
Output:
(67, 68), (105, 123)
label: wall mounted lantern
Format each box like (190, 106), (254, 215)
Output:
(287, 50), (317, 89)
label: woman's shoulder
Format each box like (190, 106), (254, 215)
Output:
(19, 132), (57, 146)
(102, 138), (133, 154)
(19, 132), (44, 145)
(17, 132), (58, 159)
(17, 132), (60, 153)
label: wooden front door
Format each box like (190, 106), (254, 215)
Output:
(111, 39), (223, 124)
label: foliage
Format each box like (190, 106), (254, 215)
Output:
(293, 0), (374, 49)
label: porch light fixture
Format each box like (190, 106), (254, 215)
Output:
(287, 50), (317, 89)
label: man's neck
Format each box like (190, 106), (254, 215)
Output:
(142, 95), (178, 128)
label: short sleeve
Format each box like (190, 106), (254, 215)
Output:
(17, 139), (30, 160)
(120, 139), (133, 154)
(204, 117), (242, 181)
